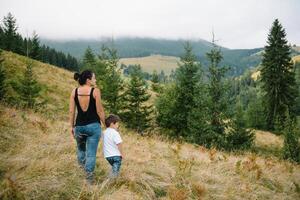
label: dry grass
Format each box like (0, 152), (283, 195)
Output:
(0, 51), (300, 199)
(119, 54), (180, 75)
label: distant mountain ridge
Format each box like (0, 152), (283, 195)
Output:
(41, 37), (300, 76)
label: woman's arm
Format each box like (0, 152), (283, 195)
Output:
(69, 89), (76, 138)
(94, 88), (105, 125)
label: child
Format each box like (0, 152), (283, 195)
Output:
(103, 114), (123, 178)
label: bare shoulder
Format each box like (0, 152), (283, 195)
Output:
(93, 87), (101, 97)
(70, 88), (76, 97)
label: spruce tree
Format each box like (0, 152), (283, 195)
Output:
(156, 42), (202, 138)
(122, 65), (152, 133)
(0, 25), (4, 49)
(225, 101), (254, 151)
(0, 50), (6, 101)
(98, 45), (123, 114)
(82, 46), (96, 70)
(261, 19), (298, 130)
(282, 113), (300, 163)
(206, 41), (229, 147)
(2, 13), (19, 53)
(17, 62), (41, 108)
(29, 32), (40, 60)
(151, 70), (160, 92)
(174, 42), (202, 137)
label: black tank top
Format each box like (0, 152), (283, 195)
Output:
(74, 87), (100, 126)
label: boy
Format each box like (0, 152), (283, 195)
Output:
(103, 114), (123, 178)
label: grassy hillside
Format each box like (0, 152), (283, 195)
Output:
(120, 55), (180, 75)
(0, 51), (299, 199)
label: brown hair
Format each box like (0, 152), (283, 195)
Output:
(105, 114), (121, 127)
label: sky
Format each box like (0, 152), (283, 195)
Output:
(0, 0), (299, 49)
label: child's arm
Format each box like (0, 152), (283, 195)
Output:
(117, 143), (123, 159)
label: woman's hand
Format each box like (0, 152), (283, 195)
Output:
(71, 127), (75, 139)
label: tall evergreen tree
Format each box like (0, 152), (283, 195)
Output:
(156, 42), (202, 138)
(206, 40), (229, 147)
(122, 65), (152, 133)
(2, 13), (20, 53)
(16, 62), (41, 108)
(29, 32), (40, 60)
(0, 25), (4, 49)
(98, 45), (123, 114)
(82, 46), (96, 70)
(261, 19), (298, 130)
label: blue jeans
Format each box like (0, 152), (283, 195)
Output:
(74, 122), (101, 174)
(106, 156), (122, 177)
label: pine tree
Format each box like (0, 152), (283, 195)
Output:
(186, 74), (208, 145)
(0, 25), (4, 49)
(156, 42), (203, 139)
(2, 13), (19, 53)
(172, 42), (202, 137)
(121, 65), (152, 133)
(261, 19), (298, 130)
(225, 101), (254, 151)
(82, 46), (96, 70)
(0, 50), (6, 101)
(206, 40), (229, 147)
(17, 62), (41, 108)
(29, 32), (40, 60)
(282, 113), (300, 163)
(98, 45), (123, 114)
(151, 70), (160, 92)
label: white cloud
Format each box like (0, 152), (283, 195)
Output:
(0, 0), (299, 48)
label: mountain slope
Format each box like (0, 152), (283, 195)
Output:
(0, 51), (299, 199)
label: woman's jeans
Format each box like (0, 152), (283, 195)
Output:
(74, 122), (101, 176)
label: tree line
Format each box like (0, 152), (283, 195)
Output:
(0, 13), (79, 71)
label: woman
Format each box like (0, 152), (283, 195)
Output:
(69, 70), (105, 183)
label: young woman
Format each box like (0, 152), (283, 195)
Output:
(69, 70), (105, 183)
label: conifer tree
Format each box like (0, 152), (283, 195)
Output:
(98, 45), (123, 114)
(206, 40), (229, 147)
(0, 25), (4, 49)
(172, 42), (202, 137)
(29, 32), (40, 60)
(2, 13), (20, 53)
(122, 65), (152, 133)
(225, 101), (254, 151)
(261, 19), (298, 130)
(282, 112), (300, 163)
(17, 62), (41, 108)
(151, 70), (160, 92)
(82, 46), (96, 70)
(156, 42), (203, 138)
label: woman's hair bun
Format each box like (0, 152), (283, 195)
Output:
(74, 72), (80, 81)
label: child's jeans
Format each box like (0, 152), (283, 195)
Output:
(106, 156), (122, 178)
(74, 122), (101, 178)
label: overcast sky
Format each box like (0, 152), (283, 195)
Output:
(0, 0), (299, 49)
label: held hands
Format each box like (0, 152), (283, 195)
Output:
(71, 127), (75, 139)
